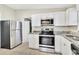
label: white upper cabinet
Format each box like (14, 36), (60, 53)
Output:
(41, 13), (54, 19)
(77, 12), (79, 30)
(31, 14), (41, 26)
(66, 8), (77, 25)
(54, 8), (77, 26)
(31, 8), (77, 27)
(76, 5), (79, 30)
(54, 12), (66, 26)
(31, 13), (54, 26)
(76, 5), (79, 11)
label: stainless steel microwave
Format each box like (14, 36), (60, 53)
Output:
(41, 19), (54, 26)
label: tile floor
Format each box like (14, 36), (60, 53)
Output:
(0, 43), (59, 55)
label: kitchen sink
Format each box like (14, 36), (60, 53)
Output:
(66, 35), (79, 41)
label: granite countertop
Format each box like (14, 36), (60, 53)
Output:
(30, 33), (55, 37)
(30, 31), (55, 37)
(62, 34), (79, 48)
(39, 35), (55, 37)
(30, 31), (41, 34)
(54, 31), (71, 35)
(31, 31), (71, 35)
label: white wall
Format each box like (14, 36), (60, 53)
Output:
(0, 4), (77, 43)
(0, 4), (15, 20)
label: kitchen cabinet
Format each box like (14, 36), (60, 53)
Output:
(54, 12), (66, 26)
(61, 36), (72, 55)
(55, 35), (61, 53)
(29, 34), (39, 49)
(55, 35), (72, 55)
(31, 13), (54, 26)
(76, 5), (79, 11)
(66, 8), (77, 25)
(40, 14), (47, 19)
(54, 8), (77, 26)
(31, 15), (41, 26)
(41, 13), (54, 19)
(77, 12), (79, 30)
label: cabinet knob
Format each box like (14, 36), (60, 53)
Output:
(64, 44), (66, 46)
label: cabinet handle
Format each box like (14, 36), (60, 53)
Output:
(64, 44), (66, 46)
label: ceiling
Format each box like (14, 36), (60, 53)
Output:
(5, 4), (75, 10)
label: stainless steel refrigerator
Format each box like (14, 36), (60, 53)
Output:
(0, 20), (22, 49)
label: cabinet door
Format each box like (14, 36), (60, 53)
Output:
(29, 34), (34, 48)
(31, 15), (41, 26)
(61, 37), (66, 55)
(65, 39), (72, 55)
(29, 34), (39, 49)
(69, 9), (77, 25)
(66, 8), (77, 25)
(41, 14), (54, 19)
(41, 14), (47, 19)
(55, 35), (61, 53)
(61, 36), (72, 55)
(54, 12), (66, 26)
(76, 5), (79, 10)
(77, 12), (79, 30)
(33, 35), (39, 49)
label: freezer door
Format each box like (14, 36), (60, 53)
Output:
(16, 30), (22, 45)
(10, 30), (16, 48)
(10, 20), (16, 30)
(16, 21), (21, 29)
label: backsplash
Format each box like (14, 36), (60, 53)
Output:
(32, 26), (41, 33)
(32, 26), (77, 34)
(54, 26), (77, 32)
(32, 26), (54, 32)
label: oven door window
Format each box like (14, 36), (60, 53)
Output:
(39, 36), (54, 46)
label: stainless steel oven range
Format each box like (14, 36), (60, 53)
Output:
(39, 28), (55, 53)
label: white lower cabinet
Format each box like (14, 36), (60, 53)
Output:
(29, 34), (39, 49)
(55, 35), (61, 53)
(55, 35), (72, 55)
(61, 36), (72, 55)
